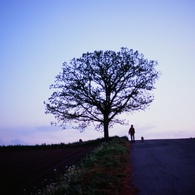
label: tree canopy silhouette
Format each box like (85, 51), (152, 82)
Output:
(44, 47), (160, 138)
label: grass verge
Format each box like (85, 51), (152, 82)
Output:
(39, 136), (137, 195)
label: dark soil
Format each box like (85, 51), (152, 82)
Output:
(0, 144), (97, 194)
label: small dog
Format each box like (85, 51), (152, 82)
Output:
(141, 136), (144, 142)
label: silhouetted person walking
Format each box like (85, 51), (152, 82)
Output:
(129, 125), (135, 142)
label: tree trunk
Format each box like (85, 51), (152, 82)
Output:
(104, 115), (109, 139)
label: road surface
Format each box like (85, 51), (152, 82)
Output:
(131, 139), (195, 195)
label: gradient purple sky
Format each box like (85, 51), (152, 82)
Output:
(0, 0), (195, 145)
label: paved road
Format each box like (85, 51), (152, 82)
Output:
(131, 139), (195, 195)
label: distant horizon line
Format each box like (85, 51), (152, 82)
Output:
(0, 136), (194, 147)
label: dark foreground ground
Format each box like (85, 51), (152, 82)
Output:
(131, 138), (195, 195)
(0, 144), (97, 194)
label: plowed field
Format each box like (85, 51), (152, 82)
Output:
(0, 144), (97, 194)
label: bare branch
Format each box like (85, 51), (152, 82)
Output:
(44, 48), (160, 138)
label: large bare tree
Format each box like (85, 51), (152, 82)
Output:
(44, 47), (160, 138)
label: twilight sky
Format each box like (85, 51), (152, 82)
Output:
(0, 0), (195, 145)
